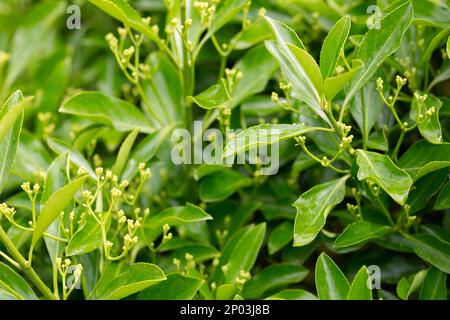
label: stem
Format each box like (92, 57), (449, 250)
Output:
(392, 130), (406, 161)
(0, 224), (56, 300)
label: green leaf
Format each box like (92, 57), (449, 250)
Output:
(404, 233), (450, 274)
(243, 264), (309, 299)
(0, 91), (24, 192)
(121, 125), (174, 181)
(0, 262), (38, 300)
(32, 174), (89, 247)
(216, 284), (237, 300)
(263, 16), (305, 49)
(334, 221), (391, 248)
(143, 55), (184, 125)
(230, 45), (278, 109)
(47, 138), (96, 179)
(199, 168), (252, 202)
(396, 269), (427, 300)
(4, 1), (66, 88)
(138, 273), (203, 300)
(224, 123), (331, 159)
(66, 214), (103, 256)
(412, 0), (450, 28)
(189, 79), (230, 110)
(398, 140), (450, 181)
(60, 91), (155, 133)
(435, 180), (450, 210)
(347, 266), (372, 300)
(418, 28), (449, 67)
(419, 267), (447, 300)
(144, 203), (212, 229)
(97, 263), (166, 300)
(41, 153), (68, 265)
(224, 223), (266, 284)
(293, 175), (349, 246)
(0, 95), (31, 143)
(324, 63), (362, 102)
(267, 289), (317, 300)
(320, 15), (351, 79)
(231, 20), (272, 50)
(343, 2), (413, 107)
(88, 0), (158, 41)
(410, 94), (443, 144)
(408, 169), (448, 214)
(287, 44), (323, 95)
(209, 0), (247, 34)
(268, 221), (293, 255)
(111, 129), (140, 177)
(315, 253), (350, 300)
(356, 150), (412, 205)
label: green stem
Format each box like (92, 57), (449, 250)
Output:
(0, 224), (56, 300)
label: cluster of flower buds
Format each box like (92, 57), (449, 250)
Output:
(235, 270), (251, 286)
(162, 223), (173, 242)
(138, 163), (152, 181)
(225, 68), (243, 92)
(21, 181), (40, 197)
(339, 135), (354, 149)
(185, 253), (196, 269)
(337, 122), (352, 136)
(194, 1), (216, 26)
(0, 203), (15, 223)
(56, 257), (83, 291)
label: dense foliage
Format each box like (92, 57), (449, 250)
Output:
(0, 0), (449, 300)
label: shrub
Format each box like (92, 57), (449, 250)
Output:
(0, 0), (449, 300)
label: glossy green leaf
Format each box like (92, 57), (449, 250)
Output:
(397, 269), (427, 300)
(121, 125), (174, 181)
(46, 138), (96, 179)
(66, 214), (103, 256)
(189, 79), (230, 110)
(398, 140), (450, 181)
(224, 223), (266, 284)
(434, 180), (450, 210)
(346, 266), (372, 300)
(60, 91), (155, 133)
(111, 129), (139, 177)
(287, 44), (323, 95)
(0, 262), (38, 300)
(404, 234), (450, 274)
(216, 284), (236, 300)
(41, 153), (68, 265)
(199, 168), (252, 202)
(419, 267), (447, 300)
(412, 0), (450, 28)
(293, 175), (349, 246)
(138, 273), (203, 300)
(356, 150), (412, 205)
(209, 0), (247, 34)
(410, 94), (443, 144)
(224, 123), (331, 159)
(0, 95), (31, 143)
(144, 203), (212, 229)
(88, 0), (158, 41)
(143, 55), (183, 124)
(243, 264), (309, 299)
(32, 174), (89, 247)
(315, 253), (350, 300)
(343, 2), (413, 107)
(267, 289), (317, 300)
(0, 91), (24, 192)
(324, 64), (362, 102)
(97, 263), (166, 300)
(268, 221), (293, 255)
(320, 15), (351, 79)
(334, 221), (390, 248)
(230, 45), (278, 109)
